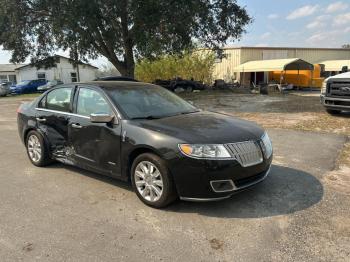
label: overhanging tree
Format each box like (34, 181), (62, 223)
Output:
(0, 0), (251, 77)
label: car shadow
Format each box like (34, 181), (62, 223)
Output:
(331, 111), (350, 118)
(45, 163), (133, 192)
(45, 163), (323, 218)
(166, 165), (324, 218)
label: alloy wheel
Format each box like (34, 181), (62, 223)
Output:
(134, 161), (164, 202)
(27, 135), (42, 163)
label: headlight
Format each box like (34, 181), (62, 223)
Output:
(321, 81), (327, 94)
(260, 132), (273, 159)
(179, 144), (232, 159)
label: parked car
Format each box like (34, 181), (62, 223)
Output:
(154, 77), (207, 92)
(0, 81), (12, 97)
(17, 81), (273, 208)
(11, 79), (47, 94)
(37, 80), (64, 92)
(321, 71), (350, 114)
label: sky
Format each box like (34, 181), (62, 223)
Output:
(235, 0), (350, 47)
(0, 0), (350, 67)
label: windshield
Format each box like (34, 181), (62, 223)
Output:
(105, 85), (198, 119)
(17, 80), (30, 86)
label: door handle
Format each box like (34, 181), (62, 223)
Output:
(71, 123), (82, 129)
(36, 117), (46, 122)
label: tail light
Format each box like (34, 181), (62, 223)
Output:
(16, 105), (22, 114)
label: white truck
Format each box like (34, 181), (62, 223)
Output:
(321, 71), (350, 114)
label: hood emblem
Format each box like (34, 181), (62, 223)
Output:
(340, 86), (350, 92)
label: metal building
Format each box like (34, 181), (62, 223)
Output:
(214, 46), (350, 85)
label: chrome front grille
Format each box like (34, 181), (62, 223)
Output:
(225, 141), (263, 167)
(330, 82), (350, 97)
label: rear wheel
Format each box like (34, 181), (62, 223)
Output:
(26, 130), (52, 167)
(131, 153), (177, 208)
(326, 109), (341, 115)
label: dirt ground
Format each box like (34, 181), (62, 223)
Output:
(0, 91), (350, 261)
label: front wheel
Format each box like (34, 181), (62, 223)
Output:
(131, 153), (177, 208)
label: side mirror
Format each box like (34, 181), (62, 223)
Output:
(90, 113), (114, 123)
(188, 100), (194, 105)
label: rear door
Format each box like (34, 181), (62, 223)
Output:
(35, 86), (75, 163)
(68, 85), (122, 176)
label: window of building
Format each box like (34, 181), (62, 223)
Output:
(0, 75), (7, 81)
(37, 72), (46, 81)
(71, 72), (77, 82)
(8, 75), (17, 84)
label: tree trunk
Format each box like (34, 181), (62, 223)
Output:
(123, 51), (135, 78)
(120, 0), (135, 78)
(109, 59), (134, 78)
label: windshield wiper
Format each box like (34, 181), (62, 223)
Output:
(131, 110), (200, 120)
(169, 110), (200, 117)
(179, 110), (200, 115)
(131, 115), (162, 120)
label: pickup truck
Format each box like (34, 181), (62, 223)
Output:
(321, 72), (350, 114)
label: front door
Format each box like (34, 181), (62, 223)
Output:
(68, 86), (122, 176)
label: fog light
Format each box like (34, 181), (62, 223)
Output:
(210, 180), (236, 192)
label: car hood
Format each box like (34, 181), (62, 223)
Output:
(136, 111), (265, 144)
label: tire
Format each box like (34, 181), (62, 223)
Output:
(131, 153), (177, 208)
(174, 86), (185, 93)
(326, 109), (341, 115)
(26, 130), (52, 167)
(186, 86), (193, 92)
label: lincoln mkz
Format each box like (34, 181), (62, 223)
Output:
(17, 81), (273, 207)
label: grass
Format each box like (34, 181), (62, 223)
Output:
(0, 93), (41, 100)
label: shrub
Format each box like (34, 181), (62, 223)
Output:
(135, 51), (215, 84)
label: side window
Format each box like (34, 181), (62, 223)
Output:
(77, 88), (112, 116)
(46, 87), (72, 112)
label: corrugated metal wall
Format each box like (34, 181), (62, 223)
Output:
(213, 47), (350, 81)
(213, 49), (241, 81)
(293, 49), (350, 63)
(241, 48), (350, 63)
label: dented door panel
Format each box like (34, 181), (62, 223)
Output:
(35, 109), (73, 164)
(68, 115), (122, 176)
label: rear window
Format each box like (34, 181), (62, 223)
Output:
(42, 87), (72, 112)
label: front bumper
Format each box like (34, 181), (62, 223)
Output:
(320, 94), (350, 111)
(10, 88), (21, 94)
(168, 155), (272, 200)
(180, 167), (271, 201)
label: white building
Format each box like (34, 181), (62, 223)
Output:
(0, 64), (25, 83)
(15, 55), (98, 84)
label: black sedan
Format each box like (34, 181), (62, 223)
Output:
(17, 81), (273, 208)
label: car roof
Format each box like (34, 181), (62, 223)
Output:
(83, 81), (158, 90)
(94, 76), (138, 82)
